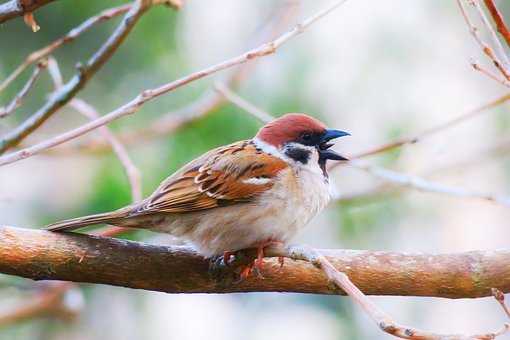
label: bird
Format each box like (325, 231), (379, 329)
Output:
(46, 113), (350, 278)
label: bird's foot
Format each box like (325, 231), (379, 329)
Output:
(209, 240), (285, 283)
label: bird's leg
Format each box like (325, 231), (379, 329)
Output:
(223, 251), (234, 266)
(253, 239), (285, 273)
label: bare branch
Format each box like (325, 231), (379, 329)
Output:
(277, 245), (509, 340)
(456, 0), (510, 81)
(0, 4), (131, 93)
(492, 288), (510, 320)
(351, 92), (510, 159)
(471, 59), (510, 87)
(483, 0), (510, 48)
(0, 282), (79, 327)
(72, 99), (143, 202)
(0, 0), (56, 25)
(471, 0), (510, 69)
(0, 0), (348, 166)
(0, 0), (164, 155)
(47, 58), (142, 203)
(348, 159), (510, 207)
(0, 60), (47, 118)
(214, 82), (274, 123)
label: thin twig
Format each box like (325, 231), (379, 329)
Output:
(471, 0), (510, 69)
(72, 99), (143, 202)
(482, 0), (510, 48)
(0, 0), (348, 167)
(0, 0), (167, 155)
(0, 0), (56, 25)
(0, 4), (132, 94)
(270, 245), (510, 340)
(457, 0), (510, 81)
(0, 60), (48, 118)
(348, 159), (510, 207)
(471, 59), (510, 87)
(47, 58), (142, 203)
(214, 82), (274, 123)
(350, 92), (510, 159)
(0, 282), (79, 327)
(492, 289), (510, 320)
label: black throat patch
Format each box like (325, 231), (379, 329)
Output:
(285, 146), (311, 164)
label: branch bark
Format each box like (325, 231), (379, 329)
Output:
(1, 225), (509, 299)
(0, 0), (55, 24)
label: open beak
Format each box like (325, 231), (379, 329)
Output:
(318, 129), (350, 161)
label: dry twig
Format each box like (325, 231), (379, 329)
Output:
(456, 0), (510, 84)
(350, 92), (510, 159)
(0, 0), (56, 25)
(471, 0), (510, 69)
(275, 245), (510, 340)
(492, 289), (510, 320)
(482, 0), (510, 48)
(214, 82), (274, 123)
(0, 4), (132, 93)
(0, 282), (80, 326)
(47, 58), (142, 203)
(348, 159), (510, 207)
(0, 0), (348, 166)
(0, 60), (48, 118)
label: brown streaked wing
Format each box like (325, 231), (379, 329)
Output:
(132, 141), (288, 214)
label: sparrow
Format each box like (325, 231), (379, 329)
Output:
(47, 113), (349, 277)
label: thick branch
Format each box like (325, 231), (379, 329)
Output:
(0, 0), (55, 24)
(1, 226), (509, 299)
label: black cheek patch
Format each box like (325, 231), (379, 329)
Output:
(285, 147), (311, 164)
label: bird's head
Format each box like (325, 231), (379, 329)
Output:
(255, 113), (350, 174)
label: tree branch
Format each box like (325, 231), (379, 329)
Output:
(0, 59), (47, 118)
(483, 0), (510, 49)
(350, 92), (510, 159)
(0, 0), (55, 25)
(1, 225), (510, 299)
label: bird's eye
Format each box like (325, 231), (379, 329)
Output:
(301, 133), (312, 141)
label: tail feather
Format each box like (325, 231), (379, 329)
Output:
(46, 210), (128, 232)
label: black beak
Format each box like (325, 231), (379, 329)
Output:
(318, 129), (350, 161)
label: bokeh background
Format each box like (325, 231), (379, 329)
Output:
(1, 0), (510, 339)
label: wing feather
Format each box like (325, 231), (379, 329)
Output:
(131, 141), (288, 215)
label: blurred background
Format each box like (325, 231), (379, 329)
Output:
(1, 0), (510, 339)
